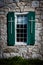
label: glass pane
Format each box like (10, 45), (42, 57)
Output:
(17, 15), (23, 24)
(21, 34), (23, 37)
(20, 29), (23, 33)
(24, 38), (27, 42)
(17, 38), (19, 42)
(17, 15), (28, 24)
(24, 29), (27, 33)
(24, 34), (27, 37)
(20, 25), (23, 28)
(21, 38), (23, 42)
(23, 16), (27, 24)
(17, 25), (19, 28)
(17, 34), (20, 37)
(16, 14), (27, 43)
(24, 24), (27, 28)
(16, 29), (20, 33)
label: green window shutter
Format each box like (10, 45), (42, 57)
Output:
(27, 11), (35, 45)
(7, 12), (15, 46)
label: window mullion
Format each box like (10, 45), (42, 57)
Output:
(23, 16), (24, 42)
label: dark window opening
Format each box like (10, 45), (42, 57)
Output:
(16, 15), (28, 42)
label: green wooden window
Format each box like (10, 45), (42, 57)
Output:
(7, 12), (15, 46)
(27, 11), (35, 45)
(7, 12), (35, 46)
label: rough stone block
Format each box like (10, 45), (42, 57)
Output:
(35, 36), (41, 41)
(29, 48), (32, 53)
(35, 23), (42, 28)
(32, 53), (42, 59)
(35, 15), (40, 19)
(10, 53), (20, 57)
(19, 48), (27, 53)
(35, 19), (39, 22)
(3, 53), (10, 58)
(35, 10), (41, 15)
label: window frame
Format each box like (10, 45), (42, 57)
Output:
(15, 12), (28, 45)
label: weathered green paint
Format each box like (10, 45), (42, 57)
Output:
(27, 11), (35, 45)
(7, 12), (15, 46)
(7, 12), (35, 46)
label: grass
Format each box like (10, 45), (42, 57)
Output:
(0, 56), (43, 65)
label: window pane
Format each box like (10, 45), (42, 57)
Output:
(20, 29), (23, 33)
(24, 24), (27, 28)
(21, 38), (23, 42)
(20, 25), (23, 28)
(17, 38), (19, 42)
(24, 38), (27, 42)
(23, 16), (27, 24)
(17, 34), (20, 37)
(16, 29), (20, 33)
(24, 29), (27, 33)
(24, 34), (27, 37)
(17, 25), (19, 28)
(21, 34), (23, 37)
(16, 14), (27, 43)
(17, 15), (23, 24)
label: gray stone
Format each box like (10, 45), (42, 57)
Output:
(19, 48), (27, 53)
(29, 48), (32, 53)
(18, 47), (27, 57)
(3, 48), (19, 53)
(0, 50), (3, 58)
(32, 48), (40, 53)
(32, 1), (39, 7)
(3, 53), (10, 58)
(1, 35), (7, 43)
(35, 23), (42, 28)
(10, 53), (20, 57)
(35, 15), (40, 19)
(35, 19), (39, 23)
(32, 53), (42, 59)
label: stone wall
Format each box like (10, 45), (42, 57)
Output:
(0, 1), (43, 59)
